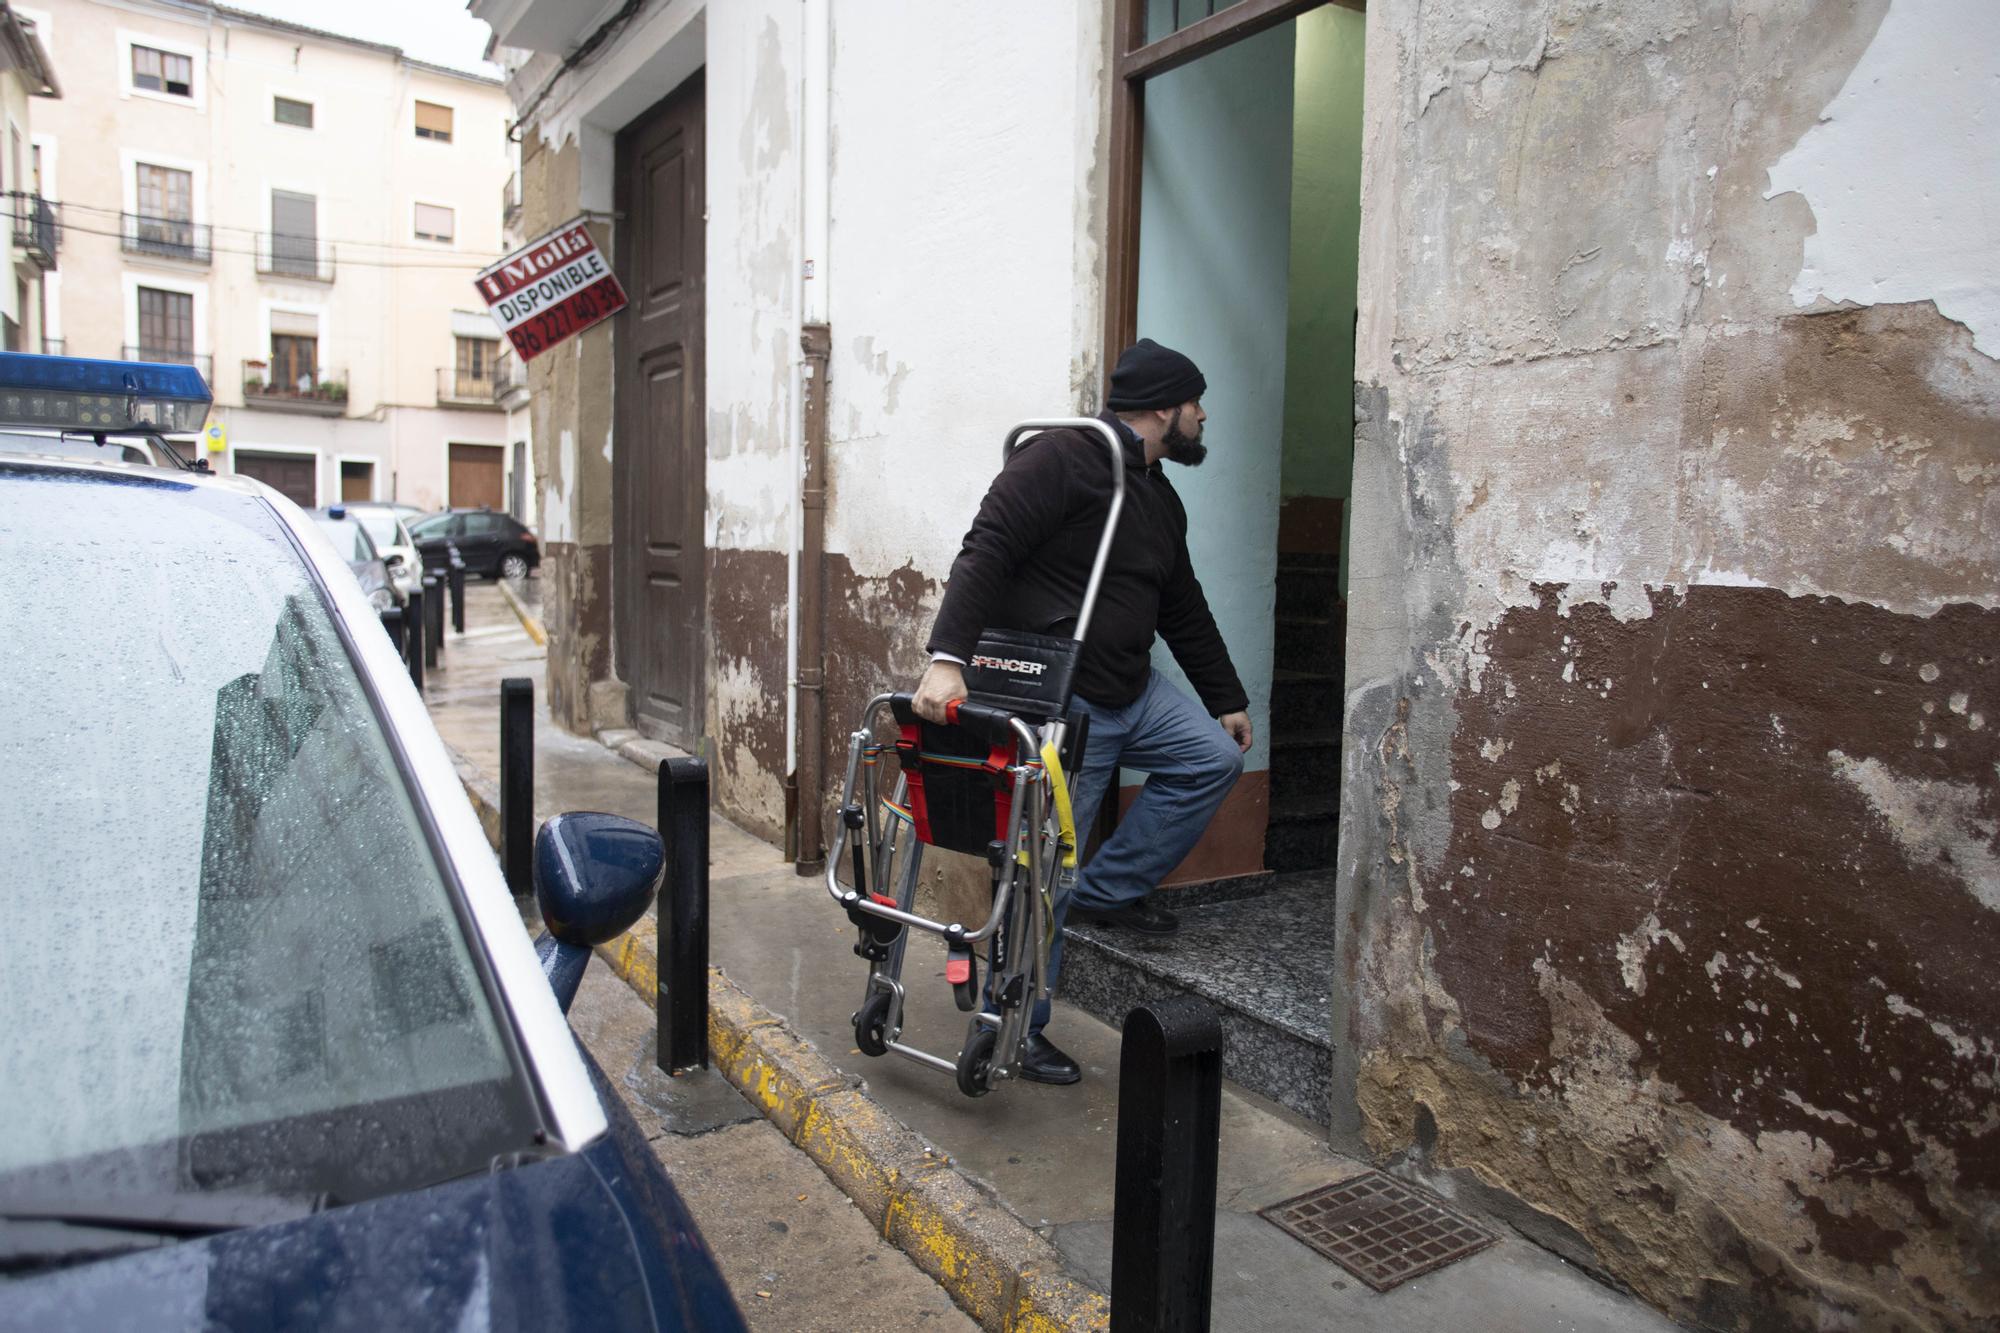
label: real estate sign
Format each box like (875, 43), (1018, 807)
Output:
(475, 219), (628, 362)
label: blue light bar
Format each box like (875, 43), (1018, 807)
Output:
(0, 352), (213, 435)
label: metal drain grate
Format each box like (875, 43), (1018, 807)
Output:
(1260, 1170), (1498, 1292)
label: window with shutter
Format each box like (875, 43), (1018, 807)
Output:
(414, 101), (453, 142)
(271, 190), (319, 277)
(132, 45), (193, 98)
(414, 203), (455, 243)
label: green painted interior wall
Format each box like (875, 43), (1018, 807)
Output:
(1133, 20), (1296, 775)
(1281, 6), (1366, 586)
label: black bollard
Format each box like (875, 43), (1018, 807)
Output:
(423, 576), (443, 667)
(500, 677), (533, 897)
(656, 756), (710, 1074)
(448, 563), (466, 634)
(1111, 997), (1224, 1333)
(405, 586), (425, 691)
(380, 606), (406, 659)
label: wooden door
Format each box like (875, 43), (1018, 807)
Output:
(614, 74), (705, 746)
(234, 450), (316, 508)
(448, 442), (504, 510)
(340, 460), (373, 502)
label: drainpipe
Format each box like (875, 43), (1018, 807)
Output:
(793, 0), (832, 875)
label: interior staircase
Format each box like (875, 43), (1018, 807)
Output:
(1055, 556), (1346, 1124)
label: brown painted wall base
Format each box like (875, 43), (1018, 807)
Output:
(1117, 767), (1270, 886)
(540, 541), (614, 733)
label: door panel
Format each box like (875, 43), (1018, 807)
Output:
(614, 73), (705, 746)
(448, 442), (504, 510)
(234, 451), (316, 508)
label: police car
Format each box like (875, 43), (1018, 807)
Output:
(0, 355), (743, 1329)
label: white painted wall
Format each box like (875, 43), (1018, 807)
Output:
(819, 5), (1104, 590)
(1767, 0), (2000, 358)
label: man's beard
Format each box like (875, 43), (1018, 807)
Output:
(1162, 407), (1207, 467)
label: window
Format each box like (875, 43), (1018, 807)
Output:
(137, 286), (195, 360)
(456, 337), (494, 380)
(132, 44), (194, 99)
(270, 190), (319, 277)
(135, 163), (195, 257)
(414, 101), (453, 142)
(274, 96), (313, 129)
(137, 163), (192, 222)
(272, 333), (318, 394)
(414, 203), (454, 244)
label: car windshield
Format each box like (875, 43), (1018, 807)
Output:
(353, 512), (403, 548)
(313, 515), (378, 564)
(0, 464), (544, 1236)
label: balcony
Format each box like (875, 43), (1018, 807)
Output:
(502, 171), (522, 231)
(9, 192), (58, 271)
(121, 213), (211, 266)
(40, 337), (63, 356)
(494, 350), (528, 406)
(436, 365), (505, 410)
(123, 345), (213, 383)
(256, 231), (335, 283)
(243, 359), (347, 415)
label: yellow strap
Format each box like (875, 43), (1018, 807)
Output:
(1039, 740), (1078, 870)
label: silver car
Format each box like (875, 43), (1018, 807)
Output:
(341, 502), (425, 603)
(308, 504), (399, 611)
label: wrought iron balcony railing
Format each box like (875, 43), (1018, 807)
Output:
(256, 231), (335, 282)
(123, 345), (213, 381)
(244, 359), (347, 414)
(121, 213), (211, 265)
(9, 192), (57, 270)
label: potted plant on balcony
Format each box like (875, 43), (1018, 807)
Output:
(244, 359), (269, 397)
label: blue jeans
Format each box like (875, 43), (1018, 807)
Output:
(1025, 670), (1243, 1035)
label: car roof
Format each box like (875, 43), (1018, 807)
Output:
(0, 449), (273, 501)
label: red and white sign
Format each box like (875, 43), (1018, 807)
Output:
(474, 219), (628, 362)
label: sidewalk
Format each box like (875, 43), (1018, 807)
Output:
(428, 583), (1680, 1333)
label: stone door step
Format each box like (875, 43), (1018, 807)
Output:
(1058, 870), (1336, 1124)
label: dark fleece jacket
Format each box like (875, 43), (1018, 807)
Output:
(925, 412), (1247, 715)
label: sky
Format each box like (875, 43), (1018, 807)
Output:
(222, 0), (502, 78)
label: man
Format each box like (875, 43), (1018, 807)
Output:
(913, 338), (1252, 1086)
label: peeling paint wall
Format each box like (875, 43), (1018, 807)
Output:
(1341, 2), (1999, 1329)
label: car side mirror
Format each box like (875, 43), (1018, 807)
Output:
(383, 552), (405, 569)
(530, 812), (663, 1013)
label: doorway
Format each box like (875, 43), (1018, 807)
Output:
(448, 442), (505, 509)
(613, 73), (706, 749)
(340, 459), (374, 503)
(1066, 0), (1364, 1126)
(234, 449), (317, 509)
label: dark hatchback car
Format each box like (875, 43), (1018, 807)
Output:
(411, 508), (540, 581)
(0, 398), (742, 1330)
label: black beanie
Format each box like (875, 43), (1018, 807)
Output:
(1106, 338), (1207, 411)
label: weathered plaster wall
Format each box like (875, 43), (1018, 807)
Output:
(520, 134), (618, 734)
(704, 0), (801, 843)
(804, 2), (1107, 909)
(1340, 2), (1999, 1329)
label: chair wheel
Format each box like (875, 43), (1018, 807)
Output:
(854, 990), (893, 1058)
(955, 1025), (998, 1098)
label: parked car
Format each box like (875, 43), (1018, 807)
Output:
(410, 507), (541, 581)
(0, 353), (743, 1330)
(308, 504), (400, 610)
(339, 502), (425, 603)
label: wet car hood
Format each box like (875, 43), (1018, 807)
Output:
(2, 1060), (742, 1332)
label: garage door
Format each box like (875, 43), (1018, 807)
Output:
(449, 443), (504, 510)
(234, 450), (317, 508)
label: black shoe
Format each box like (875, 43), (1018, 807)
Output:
(1073, 900), (1180, 936)
(1019, 1034), (1081, 1085)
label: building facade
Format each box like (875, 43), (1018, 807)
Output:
(30, 0), (525, 512)
(475, 2), (1999, 1328)
(0, 1), (60, 354)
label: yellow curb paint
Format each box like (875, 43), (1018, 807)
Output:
(496, 578), (547, 645)
(458, 750), (1102, 1330)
